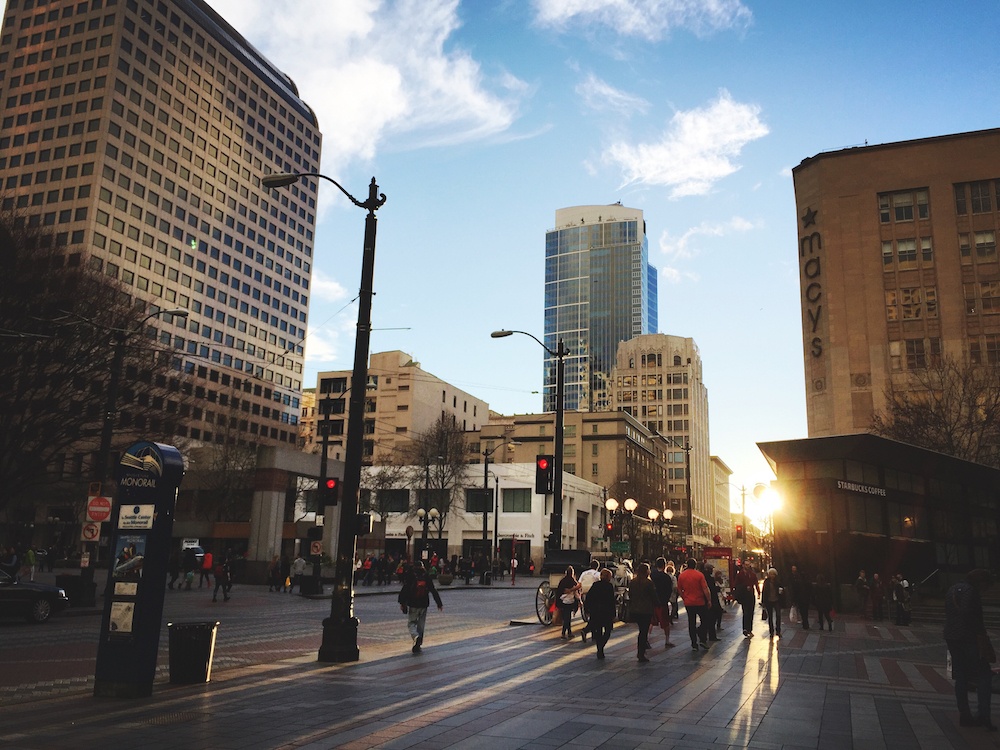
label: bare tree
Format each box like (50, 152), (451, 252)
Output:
(361, 462), (410, 522)
(0, 215), (186, 519)
(402, 415), (469, 535)
(871, 355), (1000, 468)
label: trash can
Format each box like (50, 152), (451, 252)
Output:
(168, 621), (219, 684)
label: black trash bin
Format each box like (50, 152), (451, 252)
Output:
(168, 621), (219, 684)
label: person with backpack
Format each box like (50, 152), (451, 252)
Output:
(398, 560), (443, 654)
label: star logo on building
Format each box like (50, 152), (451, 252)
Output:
(802, 207), (818, 227)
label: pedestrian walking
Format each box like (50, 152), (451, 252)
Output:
(556, 566), (582, 641)
(813, 573), (834, 630)
(267, 555), (281, 592)
(761, 567), (784, 638)
(944, 569), (996, 730)
(578, 560), (602, 643)
(199, 549), (213, 588)
(181, 547), (197, 590)
(510, 557), (518, 585)
(586, 568), (616, 659)
(25, 547), (36, 581)
(650, 557), (675, 647)
(893, 573), (911, 625)
(628, 562), (659, 662)
(167, 548), (180, 590)
(854, 569), (870, 618)
(290, 553), (307, 593)
(703, 564), (723, 641)
(870, 572), (885, 621)
(212, 555), (232, 602)
(677, 558), (712, 651)
(734, 563), (760, 637)
(665, 561), (679, 621)
(398, 560), (443, 654)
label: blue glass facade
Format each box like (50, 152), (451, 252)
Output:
(543, 206), (658, 412)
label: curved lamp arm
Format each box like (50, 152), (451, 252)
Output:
(262, 171), (386, 214)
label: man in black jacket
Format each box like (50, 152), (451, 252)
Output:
(398, 560), (443, 654)
(585, 568), (616, 659)
(945, 569), (996, 730)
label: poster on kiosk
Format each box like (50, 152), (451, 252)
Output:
(93, 441), (184, 698)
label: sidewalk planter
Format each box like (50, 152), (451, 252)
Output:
(438, 573), (453, 586)
(168, 621), (219, 684)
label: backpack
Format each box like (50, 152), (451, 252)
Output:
(413, 578), (428, 600)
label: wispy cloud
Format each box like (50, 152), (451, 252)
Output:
(205, 0), (523, 173)
(534, 0), (752, 41)
(309, 270), (349, 303)
(576, 73), (650, 116)
(604, 90), (768, 198)
(656, 216), (756, 281)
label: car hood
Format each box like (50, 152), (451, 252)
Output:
(12, 580), (70, 598)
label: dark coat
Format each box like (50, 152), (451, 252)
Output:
(398, 570), (442, 610)
(586, 579), (616, 623)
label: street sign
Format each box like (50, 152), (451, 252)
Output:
(87, 496), (112, 523)
(310, 541), (323, 556)
(610, 541), (630, 555)
(81, 523), (100, 542)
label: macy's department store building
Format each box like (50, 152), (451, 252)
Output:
(758, 434), (1000, 608)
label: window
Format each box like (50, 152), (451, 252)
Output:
(896, 238), (916, 267)
(971, 181), (993, 214)
(976, 231), (996, 258)
(465, 488), (491, 514)
(879, 189), (928, 223)
(502, 487), (531, 513)
(377, 488), (408, 513)
(886, 287), (937, 320)
(905, 339), (926, 369)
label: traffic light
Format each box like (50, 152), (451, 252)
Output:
(319, 477), (340, 505)
(605, 521), (614, 539)
(735, 524), (744, 540)
(534, 455), (554, 494)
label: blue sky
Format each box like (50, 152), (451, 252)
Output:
(207, 0), (1000, 514)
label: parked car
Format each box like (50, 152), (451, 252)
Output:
(0, 569), (70, 623)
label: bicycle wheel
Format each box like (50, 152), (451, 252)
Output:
(536, 580), (554, 625)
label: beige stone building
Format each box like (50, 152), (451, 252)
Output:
(469, 406), (728, 549)
(792, 128), (1000, 435)
(608, 334), (714, 540)
(313, 350), (489, 464)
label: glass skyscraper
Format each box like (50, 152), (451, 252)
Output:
(544, 205), (658, 412)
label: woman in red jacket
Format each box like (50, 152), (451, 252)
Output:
(677, 558), (712, 650)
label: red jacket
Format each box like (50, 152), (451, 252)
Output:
(677, 567), (710, 607)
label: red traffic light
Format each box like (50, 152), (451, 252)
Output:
(735, 524), (744, 539)
(605, 522), (613, 532)
(324, 478), (338, 490)
(536, 457), (549, 470)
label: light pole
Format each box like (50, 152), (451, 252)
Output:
(491, 329), (568, 552)
(262, 170), (386, 663)
(648, 507), (666, 558)
(416, 507), (440, 559)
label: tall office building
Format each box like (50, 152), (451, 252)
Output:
(544, 204), (658, 412)
(0, 0), (320, 449)
(793, 128), (1000, 436)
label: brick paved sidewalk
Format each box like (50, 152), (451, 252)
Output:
(3, 606), (999, 750)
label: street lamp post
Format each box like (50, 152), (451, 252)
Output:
(491, 330), (568, 552)
(262, 170), (386, 664)
(416, 508), (440, 559)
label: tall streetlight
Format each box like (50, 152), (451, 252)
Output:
(491, 329), (568, 552)
(262, 170), (386, 663)
(481, 438), (519, 563)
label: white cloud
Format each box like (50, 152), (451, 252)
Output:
(205, 0), (523, 173)
(576, 73), (649, 116)
(656, 216), (755, 281)
(604, 90), (768, 198)
(534, 0), (752, 40)
(309, 270), (349, 303)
